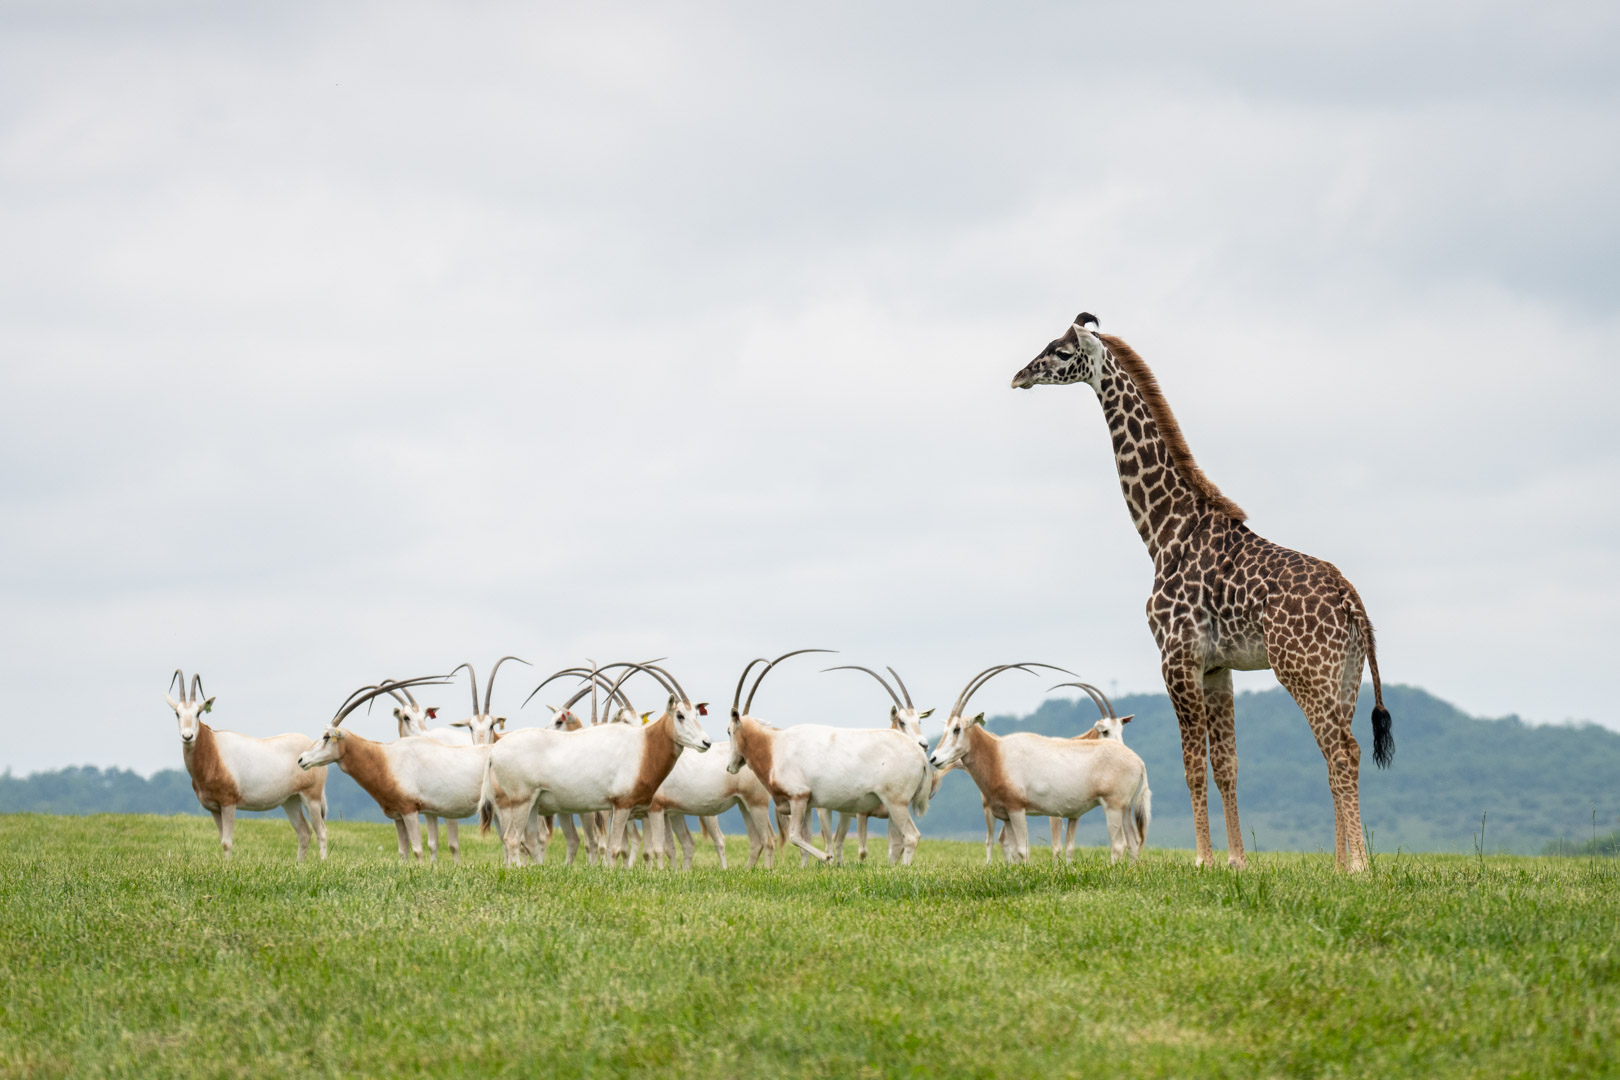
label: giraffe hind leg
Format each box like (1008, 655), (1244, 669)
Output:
(1274, 648), (1366, 873)
(1203, 667), (1246, 870)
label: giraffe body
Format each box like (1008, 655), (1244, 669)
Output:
(1011, 315), (1391, 872)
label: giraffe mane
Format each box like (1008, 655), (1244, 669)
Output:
(1096, 333), (1248, 522)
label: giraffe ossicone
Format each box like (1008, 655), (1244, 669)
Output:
(1010, 312), (1393, 873)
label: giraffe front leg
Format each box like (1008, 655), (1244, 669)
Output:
(1204, 667), (1246, 870)
(1162, 651), (1215, 869)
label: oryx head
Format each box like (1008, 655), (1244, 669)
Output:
(1010, 312), (1107, 391)
(382, 678), (442, 738)
(1050, 681), (1132, 744)
(298, 675), (450, 770)
(824, 664), (933, 750)
(927, 662), (1077, 768)
(445, 657), (530, 744)
(164, 669), (215, 745)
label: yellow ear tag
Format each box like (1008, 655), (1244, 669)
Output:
(641, 712), (652, 725)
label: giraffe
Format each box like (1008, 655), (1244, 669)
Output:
(1009, 313), (1392, 872)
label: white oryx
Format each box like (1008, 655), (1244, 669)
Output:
(297, 674), (504, 864)
(726, 650), (932, 867)
(929, 665), (1152, 866)
(381, 658), (527, 864)
(164, 669), (330, 862)
(480, 662), (712, 867)
(821, 664), (933, 865)
(521, 662), (654, 866)
(1041, 681), (1137, 862)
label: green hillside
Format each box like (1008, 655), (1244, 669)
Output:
(4, 685), (1616, 854)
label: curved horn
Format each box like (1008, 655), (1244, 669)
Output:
(610, 662), (675, 701)
(953, 662), (1077, 719)
(377, 678), (411, 706)
(169, 669), (187, 703)
(732, 658), (769, 714)
(332, 675), (451, 726)
(190, 674), (206, 704)
(641, 663), (688, 703)
(1048, 681), (1113, 719)
(744, 648), (836, 716)
(823, 665), (901, 709)
(886, 666), (915, 710)
(521, 663), (647, 711)
(446, 662), (478, 716)
(483, 656), (531, 715)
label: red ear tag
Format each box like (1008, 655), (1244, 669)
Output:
(696, 704), (709, 716)
(426, 708), (438, 719)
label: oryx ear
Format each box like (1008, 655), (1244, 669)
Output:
(425, 707), (439, 720)
(890, 704), (900, 720)
(1119, 714), (1134, 724)
(449, 719), (471, 728)
(971, 712), (986, 727)
(330, 728), (347, 740)
(695, 702), (709, 716)
(164, 694), (180, 712)
(202, 697), (215, 713)
(730, 706), (740, 720)
(918, 708), (934, 719)
(666, 692), (678, 709)
(495, 717), (507, 728)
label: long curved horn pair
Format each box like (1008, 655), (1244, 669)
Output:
(332, 674), (453, 727)
(950, 662), (1078, 720)
(823, 665), (902, 710)
(741, 649), (836, 716)
(1048, 681), (1116, 719)
(378, 678), (420, 708)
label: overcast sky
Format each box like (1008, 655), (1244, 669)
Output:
(3, 3), (1617, 775)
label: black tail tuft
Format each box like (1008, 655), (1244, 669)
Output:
(1371, 706), (1394, 768)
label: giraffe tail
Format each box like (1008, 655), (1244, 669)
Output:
(1332, 566), (1393, 769)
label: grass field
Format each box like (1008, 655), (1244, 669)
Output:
(1, 815), (1616, 1079)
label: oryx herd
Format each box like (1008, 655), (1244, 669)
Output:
(163, 652), (1153, 869)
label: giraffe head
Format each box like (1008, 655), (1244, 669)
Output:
(1010, 312), (1107, 390)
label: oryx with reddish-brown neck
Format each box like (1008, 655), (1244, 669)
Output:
(821, 664), (934, 864)
(297, 674), (503, 863)
(479, 662), (712, 867)
(726, 650), (932, 866)
(929, 665), (1151, 865)
(164, 669), (330, 862)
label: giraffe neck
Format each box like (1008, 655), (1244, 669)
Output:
(1094, 353), (1213, 566)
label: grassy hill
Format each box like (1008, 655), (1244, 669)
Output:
(5, 685), (1617, 854)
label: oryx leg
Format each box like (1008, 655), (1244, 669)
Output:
(884, 801), (920, 866)
(401, 811), (424, 862)
(607, 806), (634, 867)
(560, 814), (582, 866)
(1104, 801), (1129, 865)
(831, 813), (852, 866)
(445, 820), (460, 866)
(700, 815), (726, 869)
(423, 814), (440, 863)
(1064, 818), (1079, 863)
(281, 796), (311, 863)
(217, 804), (237, 858)
(647, 810), (669, 870)
(744, 803), (774, 869)
(1007, 808), (1031, 864)
(299, 791), (328, 861)
(394, 817), (411, 861)
(857, 815), (870, 862)
(786, 796), (831, 864)
(670, 814), (696, 869)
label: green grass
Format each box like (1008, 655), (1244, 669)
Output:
(1, 815), (1616, 1079)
